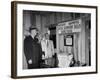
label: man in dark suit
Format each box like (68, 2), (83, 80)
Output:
(24, 27), (42, 69)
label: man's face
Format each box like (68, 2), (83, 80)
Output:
(31, 29), (37, 37)
(45, 34), (49, 40)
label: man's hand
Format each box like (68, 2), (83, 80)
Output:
(28, 59), (32, 64)
(42, 55), (45, 59)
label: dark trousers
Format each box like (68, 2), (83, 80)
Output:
(28, 63), (40, 69)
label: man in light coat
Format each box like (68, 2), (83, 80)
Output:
(41, 33), (55, 67)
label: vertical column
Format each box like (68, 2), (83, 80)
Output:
(23, 11), (31, 29)
(41, 15), (47, 34)
(61, 13), (65, 21)
(78, 33), (82, 63)
(85, 23), (90, 66)
(30, 13), (36, 26)
(73, 33), (78, 62)
(59, 35), (64, 53)
(23, 11), (31, 36)
(56, 13), (61, 23)
(56, 27), (59, 54)
(81, 19), (86, 64)
(50, 13), (55, 25)
(35, 14), (41, 32)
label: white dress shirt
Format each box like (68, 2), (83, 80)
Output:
(41, 39), (54, 59)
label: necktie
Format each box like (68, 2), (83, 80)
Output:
(47, 40), (48, 47)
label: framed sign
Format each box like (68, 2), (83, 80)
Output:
(64, 35), (73, 46)
(11, 1), (98, 78)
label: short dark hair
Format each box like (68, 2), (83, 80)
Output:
(29, 27), (38, 33)
(44, 33), (49, 37)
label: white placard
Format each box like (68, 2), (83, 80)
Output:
(66, 37), (72, 45)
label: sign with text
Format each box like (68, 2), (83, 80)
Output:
(57, 19), (81, 33)
(64, 35), (73, 46)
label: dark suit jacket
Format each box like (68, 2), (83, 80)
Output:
(24, 36), (42, 69)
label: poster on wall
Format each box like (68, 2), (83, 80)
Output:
(11, 1), (97, 78)
(64, 35), (73, 46)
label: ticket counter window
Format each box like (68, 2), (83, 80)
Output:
(56, 19), (91, 67)
(57, 34), (74, 67)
